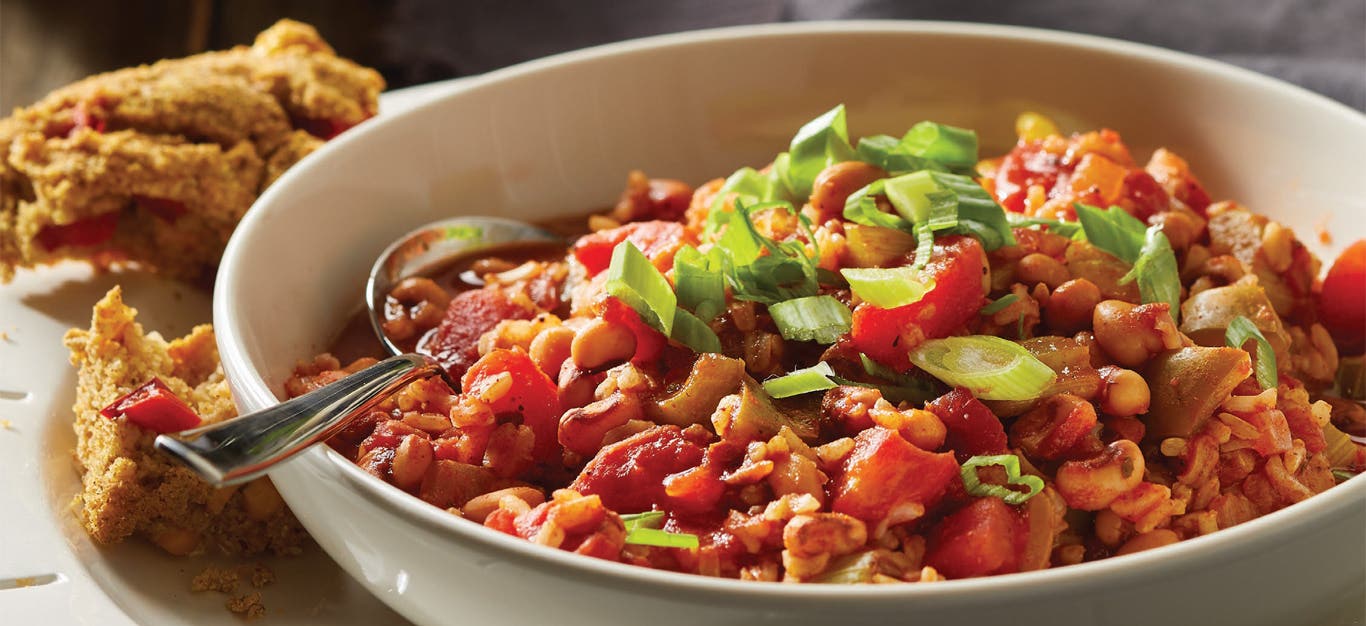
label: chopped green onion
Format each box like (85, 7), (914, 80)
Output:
(960, 454), (1045, 505)
(762, 362), (840, 398)
(910, 222), (935, 271)
(909, 335), (1057, 401)
(1075, 203), (1181, 322)
(767, 295), (852, 344)
(1006, 213), (1084, 237)
(840, 266), (934, 309)
(714, 201), (821, 305)
(619, 511), (665, 530)
(618, 511), (699, 548)
(843, 179), (914, 231)
(605, 241), (676, 335)
(704, 165), (792, 235)
(673, 245), (726, 322)
(838, 353), (938, 403)
(1226, 315), (1279, 389)
(1332, 469), (1358, 484)
(786, 105), (857, 196)
(900, 121), (980, 173)
(980, 293), (1020, 315)
(854, 135), (946, 175)
(623, 527), (700, 549)
(671, 307), (723, 354)
(1124, 228), (1182, 324)
(883, 171), (950, 225)
(1075, 203), (1147, 263)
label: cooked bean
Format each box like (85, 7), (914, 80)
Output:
(571, 319), (636, 370)
(1055, 439), (1145, 510)
(1096, 366), (1150, 416)
(1017, 252), (1070, 289)
(530, 326), (576, 378)
(462, 487), (546, 523)
(392, 434), (434, 491)
(810, 161), (887, 221)
(558, 391), (643, 456)
(1045, 278), (1102, 334)
(1092, 300), (1182, 367)
(242, 477), (285, 521)
(1116, 529), (1180, 555)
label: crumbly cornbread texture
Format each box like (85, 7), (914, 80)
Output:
(64, 286), (307, 555)
(0, 19), (384, 282)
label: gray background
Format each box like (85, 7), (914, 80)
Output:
(3, 0), (1363, 111)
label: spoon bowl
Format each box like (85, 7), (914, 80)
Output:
(156, 216), (562, 485)
(366, 216), (563, 357)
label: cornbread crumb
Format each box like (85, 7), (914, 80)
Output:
(226, 591), (266, 620)
(0, 419), (12, 430)
(249, 563), (276, 588)
(191, 566), (240, 594)
(64, 286), (308, 555)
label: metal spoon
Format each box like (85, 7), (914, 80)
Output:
(155, 217), (563, 486)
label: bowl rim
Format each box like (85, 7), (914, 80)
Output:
(216, 19), (1366, 603)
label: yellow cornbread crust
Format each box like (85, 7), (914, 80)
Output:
(64, 286), (307, 556)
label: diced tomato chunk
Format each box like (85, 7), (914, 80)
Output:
(570, 425), (708, 514)
(1319, 240), (1366, 355)
(419, 286), (536, 380)
(1121, 171), (1170, 221)
(571, 221), (689, 276)
(831, 427), (959, 523)
(35, 212), (119, 251)
(852, 235), (987, 368)
(99, 378), (202, 433)
(462, 349), (562, 461)
(924, 497), (1024, 579)
(927, 388), (1008, 460)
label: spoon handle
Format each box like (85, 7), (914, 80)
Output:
(155, 354), (447, 487)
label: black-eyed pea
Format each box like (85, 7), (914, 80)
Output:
(571, 319), (636, 370)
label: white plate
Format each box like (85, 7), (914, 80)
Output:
(0, 81), (462, 626)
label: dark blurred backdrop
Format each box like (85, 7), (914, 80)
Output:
(3, 0), (1363, 112)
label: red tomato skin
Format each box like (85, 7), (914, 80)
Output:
(461, 349), (562, 461)
(926, 387), (1008, 461)
(35, 212), (119, 251)
(571, 221), (689, 276)
(851, 235), (987, 368)
(420, 287), (535, 380)
(1319, 239), (1366, 355)
(924, 497), (1025, 579)
(99, 377), (202, 433)
(830, 427), (960, 523)
(570, 425), (707, 514)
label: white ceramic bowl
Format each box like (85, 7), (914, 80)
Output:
(214, 22), (1366, 626)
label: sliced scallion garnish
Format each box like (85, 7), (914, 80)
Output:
(786, 104), (857, 197)
(605, 241), (676, 335)
(909, 335), (1057, 401)
(673, 245), (726, 322)
(619, 511), (700, 549)
(1225, 315), (1279, 390)
(670, 307), (723, 354)
(840, 266), (934, 309)
(762, 362), (840, 398)
(900, 121), (979, 173)
(767, 295), (852, 344)
(960, 454), (1045, 505)
(980, 293), (1020, 316)
(1074, 203), (1181, 322)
